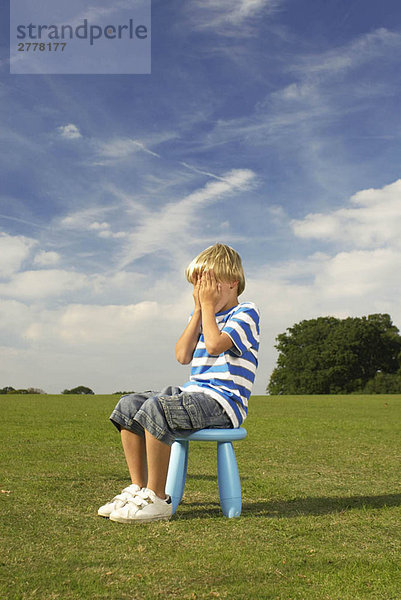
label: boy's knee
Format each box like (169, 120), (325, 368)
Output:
(115, 393), (146, 418)
(134, 396), (175, 445)
(140, 396), (164, 421)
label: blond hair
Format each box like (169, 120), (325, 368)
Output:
(185, 243), (245, 295)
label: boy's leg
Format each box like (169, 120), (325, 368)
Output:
(109, 391), (176, 522)
(109, 389), (176, 496)
(98, 391), (157, 516)
(144, 430), (171, 499)
(109, 427), (172, 523)
(100, 390), (175, 521)
(110, 390), (160, 486)
(109, 430), (172, 523)
(121, 428), (148, 488)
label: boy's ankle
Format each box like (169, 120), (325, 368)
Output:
(132, 481), (146, 489)
(147, 488), (168, 501)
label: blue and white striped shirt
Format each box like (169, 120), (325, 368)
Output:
(181, 302), (260, 427)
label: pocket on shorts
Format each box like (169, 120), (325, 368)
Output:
(184, 394), (207, 429)
(159, 393), (206, 431)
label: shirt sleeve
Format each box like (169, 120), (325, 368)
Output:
(221, 304), (260, 357)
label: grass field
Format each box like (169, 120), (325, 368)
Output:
(1, 394), (400, 600)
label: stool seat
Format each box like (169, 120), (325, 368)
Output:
(165, 427), (247, 518)
(174, 428), (247, 442)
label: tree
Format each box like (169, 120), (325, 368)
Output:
(267, 314), (401, 395)
(62, 386), (94, 395)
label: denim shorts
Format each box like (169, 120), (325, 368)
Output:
(110, 385), (232, 446)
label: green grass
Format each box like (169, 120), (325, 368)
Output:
(1, 394), (400, 599)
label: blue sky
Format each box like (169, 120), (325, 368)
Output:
(1, 0), (401, 394)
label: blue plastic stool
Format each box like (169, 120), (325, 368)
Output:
(165, 428), (247, 518)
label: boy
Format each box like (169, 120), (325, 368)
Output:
(98, 243), (260, 523)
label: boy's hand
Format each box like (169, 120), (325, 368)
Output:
(199, 269), (221, 309)
(192, 274), (201, 309)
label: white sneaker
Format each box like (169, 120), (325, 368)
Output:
(109, 488), (172, 523)
(97, 483), (141, 518)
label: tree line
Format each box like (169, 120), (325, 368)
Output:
(0, 386), (46, 395)
(267, 313), (401, 394)
(0, 385), (95, 395)
(0, 386), (134, 395)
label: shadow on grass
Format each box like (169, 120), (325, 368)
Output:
(176, 492), (401, 520)
(242, 492), (401, 518)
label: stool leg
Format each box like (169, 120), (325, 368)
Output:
(165, 440), (189, 515)
(217, 441), (242, 518)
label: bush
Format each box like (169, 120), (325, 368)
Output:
(62, 386), (94, 395)
(364, 372), (401, 394)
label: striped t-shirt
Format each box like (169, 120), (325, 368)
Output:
(181, 302), (260, 427)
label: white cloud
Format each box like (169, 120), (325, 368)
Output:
(70, 1), (144, 28)
(59, 207), (116, 230)
(88, 221), (110, 231)
(0, 233), (36, 277)
(16, 298), (188, 393)
(292, 179), (401, 248)
(93, 138), (160, 164)
(276, 82), (316, 102)
(98, 229), (127, 239)
(59, 302), (158, 343)
(87, 221), (127, 239)
(33, 251), (60, 267)
(0, 299), (33, 341)
(315, 248), (400, 299)
(187, 0), (281, 34)
(180, 162), (229, 181)
(286, 180), (401, 308)
(57, 124), (82, 140)
(198, 27), (401, 160)
(292, 28), (401, 77)
(0, 269), (88, 299)
(90, 271), (146, 299)
(25, 301), (158, 344)
(117, 168), (257, 269)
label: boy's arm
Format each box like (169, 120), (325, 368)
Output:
(201, 304), (233, 355)
(175, 276), (202, 364)
(199, 270), (233, 356)
(175, 309), (202, 364)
